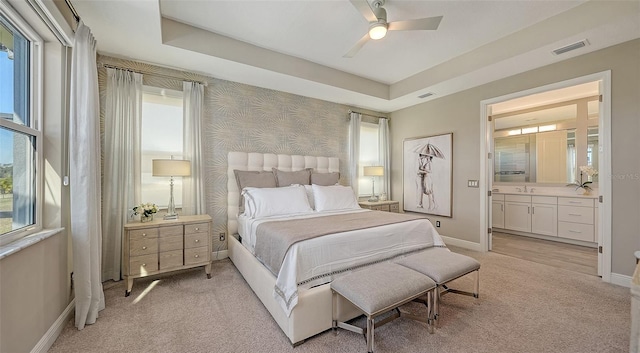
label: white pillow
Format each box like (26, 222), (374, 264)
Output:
(242, 185), (313, 218)
(312, 184), (361, 212)
(303, 185), (315, 209)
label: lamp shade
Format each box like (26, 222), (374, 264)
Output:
(363, 166), (384, 177)
(152, 159), (191, 177)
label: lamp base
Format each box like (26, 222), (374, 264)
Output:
(163, 214), (179, 220)
(368, 195), (379, 202)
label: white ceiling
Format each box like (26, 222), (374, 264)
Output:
(71, 0), (640, 113)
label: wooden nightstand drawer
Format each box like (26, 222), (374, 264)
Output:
(185, 233), (208, 249)
(159, 235), (183, 252)
(185, 247), (209, 266)
(129, 228), (158, 241)
(160, 225), (182, 237)
(358, 200), (399, 213)
(185, 222), (209, 235)
(129, 254), (158, 275)
(130, 238), (158, 256)
(159, 250), (183, 270)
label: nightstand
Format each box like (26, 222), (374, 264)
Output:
(358, 200), (400, 213)
(123, 214), (212, 296)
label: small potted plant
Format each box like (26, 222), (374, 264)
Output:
(133, 202), (159, 223)
(568, 166), (598, 195)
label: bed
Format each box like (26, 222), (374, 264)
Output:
(227, 152), (444, 345)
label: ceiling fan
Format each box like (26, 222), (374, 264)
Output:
(345, 0), (443, 58)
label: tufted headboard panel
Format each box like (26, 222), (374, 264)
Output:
(227, 151), (340, 235)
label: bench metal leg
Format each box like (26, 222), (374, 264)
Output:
(367, 316), (374, 353)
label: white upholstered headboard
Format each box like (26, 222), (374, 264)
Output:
(227, 152), (340, 235)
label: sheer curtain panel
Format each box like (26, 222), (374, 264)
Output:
(349, 112), (361, 195)
(102, 68), (143, 282)
(69, 22), (105, 330)
(182, 81), (206, 215)
(379, 118), (391, 197)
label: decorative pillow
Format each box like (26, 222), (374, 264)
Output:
(272, 168), (312, 187)
(242, 185), (312, 218)
(310, 171), (340, 186)
(312, 184), (361, 212)
(234, 170), (277, 213)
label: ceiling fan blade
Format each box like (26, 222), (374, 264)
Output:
(349, 0), (378, 23)
(388, 16), (443, 31)
(343, 33), (371, 58)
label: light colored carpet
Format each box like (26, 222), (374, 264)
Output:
(49, 248), (631, 353)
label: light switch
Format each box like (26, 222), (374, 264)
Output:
(468, 180), (479, 188)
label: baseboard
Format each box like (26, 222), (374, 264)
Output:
(31, 298), (75, 353)
(211, 249), (228, 261)
(441, 235), (483, 252)
(609, 273), (632, 288)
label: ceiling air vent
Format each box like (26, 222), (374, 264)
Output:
(418, 92), (435, 99)
(552, 39), (589, 55)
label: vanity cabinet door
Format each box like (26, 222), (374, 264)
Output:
(492, 201), (504, 228)
(504, 201), (531, 232)
(531, 203), (558, 236)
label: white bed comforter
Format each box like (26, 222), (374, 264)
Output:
(238, 209), (445, 316)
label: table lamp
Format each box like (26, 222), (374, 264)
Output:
(152, 158), (191, 220)
(363, 166), (384, 202)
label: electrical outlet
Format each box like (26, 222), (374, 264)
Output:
(219, 233), (225, 241)
(435, 221), (441, 227)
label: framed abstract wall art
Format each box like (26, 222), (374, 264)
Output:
(403, 133), (453, 217)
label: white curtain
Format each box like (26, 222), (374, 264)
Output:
(69, 21), (105, 330)
(182, 81), (206, 215)
(378, 117), (391, 197)
(349, 112), (361, 194)
(102, 68), (143, 282)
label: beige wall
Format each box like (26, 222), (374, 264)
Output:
(390, 39), (640, 277)
(0, 36), (71, 352)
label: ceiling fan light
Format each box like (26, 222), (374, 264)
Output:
(369, 23), (387, 40)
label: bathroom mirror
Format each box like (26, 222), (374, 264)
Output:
(493, 96), (599, 184)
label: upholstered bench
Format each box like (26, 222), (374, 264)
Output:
(331, 262), (437, 353)
(395, 247), (480, 326)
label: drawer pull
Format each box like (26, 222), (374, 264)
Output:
(569, 201), (581, 204)
(142, 233), (146, 237)
(568, 213), (581, 216)
(195, 239), (199, 243)
(568, 230), (582, 233)
(194, 254), (199, 258)
(195, 227), (199, 231)
(142, 263), (146, 267)
(142, 246), (147, 250)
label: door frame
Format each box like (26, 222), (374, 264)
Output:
(479, 70), (611, 282)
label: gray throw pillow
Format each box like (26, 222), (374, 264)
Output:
(234, 170), (277, 213)
(272, 168), (312, 187)
(311, 172), (340, 186)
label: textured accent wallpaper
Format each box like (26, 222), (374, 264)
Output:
(97, 55), (385, 250)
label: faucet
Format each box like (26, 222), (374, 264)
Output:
(516, 187), (522, 192)
(530, 188), (535, 193)
(523, 185), (528, 192)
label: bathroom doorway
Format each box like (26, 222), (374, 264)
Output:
(479, 71), (611, 281)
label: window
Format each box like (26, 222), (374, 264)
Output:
(358, 122), (379, 197)
(141, 86), (184, 209)
(0, 11), (42, 245)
